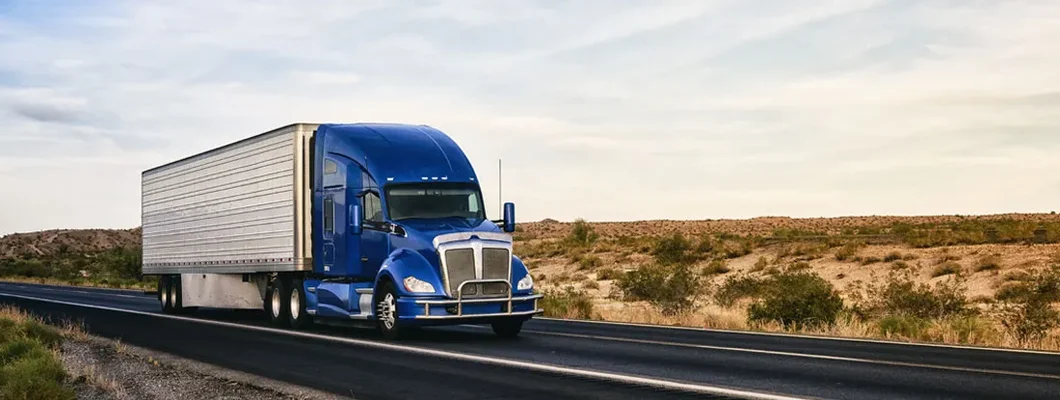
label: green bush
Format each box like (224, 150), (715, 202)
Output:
(714, 274), (766, 307)
(877, 314), (929, 338)
(616, 263), (702, 315)
(651, 233), (696, 265)
(747, 271), (844, 329)
(566, 219), (599, 248)
(854, 270), (971, 320)
(883, 252), (903, 262)
(932, 262), (962, 277)
(540, 286), (594, 319)
(595, 268), (623, 281)
(577, 254), (602, 271)
(702, 259), (730, 276)
(835, 244), (860, 261)
(751, 256), (769, 272)
(974, 255), (1002, 272)
(0, 313), (75, 400)
(993, 266), (1060, 345)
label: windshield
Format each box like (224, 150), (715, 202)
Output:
(385, 183), (486, 221)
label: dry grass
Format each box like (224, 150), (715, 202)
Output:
(0, 276), (152, 291)
(587, 300), (1060, 351)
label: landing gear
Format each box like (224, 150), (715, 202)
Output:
(491, 318), (524, 338)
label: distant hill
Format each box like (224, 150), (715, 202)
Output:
(0, 228), (141, 259)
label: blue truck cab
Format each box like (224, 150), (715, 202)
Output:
(295, 123), (541, 339)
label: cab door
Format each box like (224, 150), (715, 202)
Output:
(319, 155), (360, 277)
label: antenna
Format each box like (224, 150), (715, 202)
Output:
(497, 158), (502, 218)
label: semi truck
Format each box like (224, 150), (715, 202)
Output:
(141, 122), (542, 339)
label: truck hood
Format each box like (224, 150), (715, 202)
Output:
(391, 218), (507, 266)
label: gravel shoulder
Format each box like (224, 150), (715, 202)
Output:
(61, 334), (346, 400)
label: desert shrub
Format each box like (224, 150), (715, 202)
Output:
(596, 268), (623, 281)
(877, 314), (929, 338)
(713, 274), (767, 307)
(835, 244), (860, 261)
(747, 271), (844, 329)
(695, 235), (717, 256)
(974, 255), (1002, 272)
(566, 219), (599, 247)
(0, 312), (75, 400)
(883, 252), (903, 262)
(577, 254), (602, 271)
(932, 262), (962, 277)
(853, 270), (971, 320)
(535, 273), (547, 282)
(616, 263), (702, 315)
(993, 266), (1060, 346)
(751, 257), (769, 272)
(860, 257), (882, 265)
(934, 251), (962, 264)
(722, 237), (757, 259)
(571, 273), (588, 282)
(582, 280), (600, 290)
(702, 259), (730, 276)
(540, 286), (594, 319)
(651, 233), (696, 265)
(892, 260), (910, 270)
(786, 262), (811, 272)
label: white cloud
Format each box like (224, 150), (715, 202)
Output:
(1, 1), (1060, 233)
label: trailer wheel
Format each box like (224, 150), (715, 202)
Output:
(288, 278), (312, 330)
(159, 276), (172, 313)
(266, 278), (289, 327)
(491, 319), (523, 338)
(169, 275), (184, 314)
(375, 282), (404, 340)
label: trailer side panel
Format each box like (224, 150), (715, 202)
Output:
(142, 124), (316, 274)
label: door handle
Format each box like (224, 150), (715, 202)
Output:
(361, 257), (368, 263)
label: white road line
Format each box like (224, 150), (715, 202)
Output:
(518, 329), (1060, 381)
(537, 317), (1060, 356)
(0, 292), (808, 400)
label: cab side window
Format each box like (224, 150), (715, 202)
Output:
(363, 192), (383, 226)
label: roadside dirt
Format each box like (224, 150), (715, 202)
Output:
(61, 335), (343, 400)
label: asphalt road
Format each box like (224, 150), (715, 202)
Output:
(1, 282), (1059, 400)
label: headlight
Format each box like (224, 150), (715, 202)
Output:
(403, 276), (436, 293)
(516, 274), (534, 291)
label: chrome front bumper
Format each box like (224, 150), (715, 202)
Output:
(413, 279), (544, 320)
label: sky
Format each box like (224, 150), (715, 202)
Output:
(2, 0), (1060, 233)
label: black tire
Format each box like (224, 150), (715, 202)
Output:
(491, 319), (524, 338)
(169, 275), (184, 314)
(266, 277), (290, 327)
(159, 276), (173, 313)
(288, 278), (312, 330)
(375, 281), (404, 340)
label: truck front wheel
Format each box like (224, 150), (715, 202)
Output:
(491, 319), (524, 338)
(375, 282), (404, 340)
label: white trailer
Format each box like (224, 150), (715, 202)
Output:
(141, 123), (316, 310)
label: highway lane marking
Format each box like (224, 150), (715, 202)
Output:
(0, 292), (809, 400)
(0, 281), (146, 296)
(536, 317), (1060, 356)
(517, 329), (1060, 381)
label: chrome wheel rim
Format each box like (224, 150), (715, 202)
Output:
(169, 282), (177, 306)
(271, 286), (282, 319)
(378, 293), (396, 330)
(160, 281), (169, 307)
(289, 288), (301, 321)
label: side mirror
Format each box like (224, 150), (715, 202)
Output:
(350, 203), (362, 235)
(502, 202), (516, 233)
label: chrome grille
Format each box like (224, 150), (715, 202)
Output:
(444, 249), (475, 297)
(440, 246), (511, 298)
